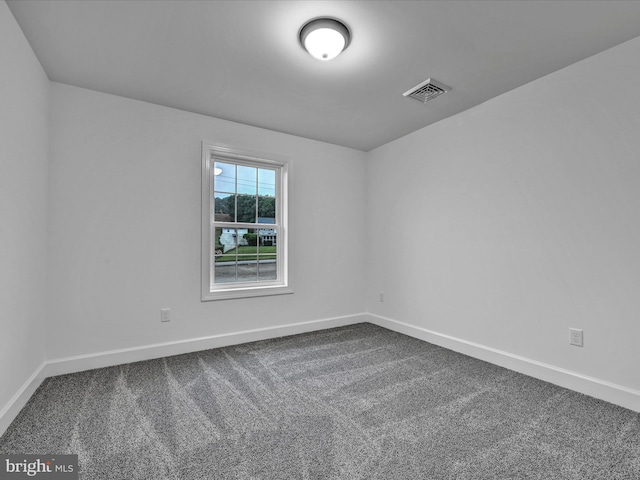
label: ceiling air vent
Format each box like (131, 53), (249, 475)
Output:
(403, 78), (450, 103)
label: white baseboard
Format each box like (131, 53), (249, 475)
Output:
(367, 313), (640, 413)
(7, 311), (634, 439)
(43, 313), (366, 378)
(1, 314), (365, 437)
(0, 363), (47, 437)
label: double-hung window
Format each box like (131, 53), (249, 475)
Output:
(201, 142), (291, 300)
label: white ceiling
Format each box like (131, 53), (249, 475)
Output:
(8, 0), (640, 151)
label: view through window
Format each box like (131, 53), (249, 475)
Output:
(213, 162), (278, 284)
(201, 143), (290, 300)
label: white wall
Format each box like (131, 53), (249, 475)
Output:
(4, 0), (639, 423)
(47, 83), (366, 361)
(0, 1), (49, 420)
(366, 35), (640, 396)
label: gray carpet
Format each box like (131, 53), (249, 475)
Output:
(1, 323), (639, 479)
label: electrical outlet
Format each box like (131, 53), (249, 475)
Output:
(379, 292), (384, 302)
(569, 328), (583, 347)
(161, 308), (171, 323)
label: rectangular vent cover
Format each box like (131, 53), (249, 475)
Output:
(403, 78), (450, 103)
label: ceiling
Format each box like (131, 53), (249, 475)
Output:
(8, 0), (640, 152)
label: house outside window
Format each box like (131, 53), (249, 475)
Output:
(201, 142), (291, 300)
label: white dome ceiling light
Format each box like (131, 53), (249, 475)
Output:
(299, 17), (351, 61)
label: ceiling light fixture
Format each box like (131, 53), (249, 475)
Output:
(299, 17), (351, 61)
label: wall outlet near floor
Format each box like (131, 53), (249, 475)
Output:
(161, 308), (171, 322)
(379, 292), (384, 302)
(569, 328), (583, 347)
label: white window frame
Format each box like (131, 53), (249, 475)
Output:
(201, 141), (292, 301)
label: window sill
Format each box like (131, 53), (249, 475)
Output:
(202, 285), (294, 301)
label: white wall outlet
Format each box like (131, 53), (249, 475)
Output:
(161, 308), (171, 323)
(569, 328), (583, 347)
(379, 292), (384, 302)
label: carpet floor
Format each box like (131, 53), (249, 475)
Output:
(1, 323), (639, 479)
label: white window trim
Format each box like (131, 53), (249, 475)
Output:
(201, 141), (293, 301)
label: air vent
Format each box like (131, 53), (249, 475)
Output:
(403, 78), (450, 103)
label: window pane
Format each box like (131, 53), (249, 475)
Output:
(258, 168), (276, 196)
(258, 228), (278, 281)
(214, 227), (224, 255)
(214, 262), (237, 284)
(216, 228), (238, 257)
(237, 195), (257, 223)
(237, 165), (257, 195)
(237, 264), (258, 282)
(240, 229), (259, 248)
(258, 257), (277, 281)
(237, 253), (258, 283)
(214, 228), (238, 283)
(258, 226), (277, 281)
(214, 162), (236, 193)
(258, 226), (277, 247)
(257, 196), (276, 222)
(214, 193), (235, 222)
(237, 229), (259, 282)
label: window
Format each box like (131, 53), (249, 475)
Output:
(201, 142), (291, 300)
